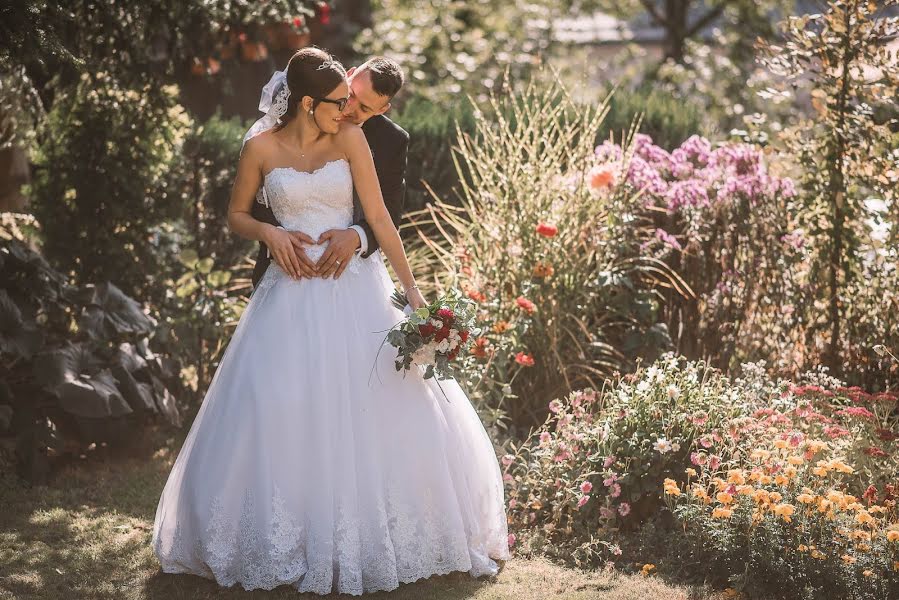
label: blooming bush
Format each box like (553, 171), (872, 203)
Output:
(500, 354), (757, 565)
(402, 78), (675, 427)
(498, 352), (899, 591)
(588, 132), (803, 375)
(664, 362), (899, 597)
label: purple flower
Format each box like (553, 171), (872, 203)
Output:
(655, 228), (682, 251)
(665, 179), (710, 211)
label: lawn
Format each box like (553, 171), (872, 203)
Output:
(0, 427), (734, 600)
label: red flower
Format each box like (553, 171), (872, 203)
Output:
(836, 406), (875, 419)
(418, 323), (436, 338)
(876, 428), (898, 441)
(516, 296), (536, 314)
(472, 337), (489, 358)
(447, 347), (460, 361)
(514, 352), (535, 367)
(437, 308), (455, 324)
(862, 484), (878, 505)
(434, 327), (450, 342)
(459, 330), (470, 343)
(318, 2), (331, 25)
(293, 16), (304, 28)
(536, 222), (558, 237)
(466, 288), (486, 303)
(863, 446), (888, 458)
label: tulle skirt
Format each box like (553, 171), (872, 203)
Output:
(151, 251), (511, 595)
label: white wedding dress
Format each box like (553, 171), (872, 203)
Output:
(151, 158), (511, 595)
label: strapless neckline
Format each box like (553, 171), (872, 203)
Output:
(263, 158), (349, 181)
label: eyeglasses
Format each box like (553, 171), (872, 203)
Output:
(314, 96), (349, 111)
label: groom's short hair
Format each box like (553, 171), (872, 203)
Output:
(359, 57), (404, 100)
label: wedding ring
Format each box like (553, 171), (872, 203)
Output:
(335, 260), (342, 265)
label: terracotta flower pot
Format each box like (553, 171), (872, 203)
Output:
(240, 40), (269, 62)
(286, 31), (311, 50)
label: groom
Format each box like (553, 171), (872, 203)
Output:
(250, 56), (410, 287)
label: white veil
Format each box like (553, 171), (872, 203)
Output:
(242, 70), (291, 207)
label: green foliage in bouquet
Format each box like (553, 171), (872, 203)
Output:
(383, 288), (480, 383)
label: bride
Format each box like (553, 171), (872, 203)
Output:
(151, 47), (511, 595)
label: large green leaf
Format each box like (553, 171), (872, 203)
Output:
(150, 375), (181, 427)
(79, 282), (155, 340)
(33, 342), (101, 391)
(0, 290), (44, 359)
(55, 369), (132, 419)
(112, 365), (156, 414)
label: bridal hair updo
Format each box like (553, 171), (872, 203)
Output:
(274, 47), (347, 131)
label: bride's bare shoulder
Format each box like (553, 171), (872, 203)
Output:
(335, 121), (365, 146)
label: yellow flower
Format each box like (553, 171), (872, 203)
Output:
(774, 440), (789, 450)
(787, 455), (805, 465)
(893, 561), (899, 572)
(750, 449), (771, 461)
(641, 563), (656, 576)
(856, 543), (871, 552)
(685, 468), (697, 477)
(775, 503), (795, 522)
(810, 549), (825, 559)
(727, 470), (746, 485)
(663, 479), (681, 496)
(784, 466), (798, 479)
(841, 554), (856, 564)
(712, 507), (733, 519)
(736, 485), (754, 496)
(759, 475), (773, 485)
(886, 530), (899, 542)
(856, 510), (876, 527)
(797, 544), (808, 552)
(716, 492), (735, 505)
(829, 460), (853, 474)
(775, 475), (789, 487)
(768, 491), (783, 503)
(863, 569), (873, 577)
(797, 493), (816, 504)
(805, 440), (828, 454)
(812, 467), (828, 477)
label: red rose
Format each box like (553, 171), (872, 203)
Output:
(434, 327), (450, 342)
(437, 308), (455, 324)
(514, 351), (535, 367)
(459, 330), (470, 343)
(419, 323), (436, 338)
(536, 222), (558, 237)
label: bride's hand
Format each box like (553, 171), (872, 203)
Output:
(263, 225), (304, 280)
(405, 287), (428, 310)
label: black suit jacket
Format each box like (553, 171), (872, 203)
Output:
(250, 114), (410, 288)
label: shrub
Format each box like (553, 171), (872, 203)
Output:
(0, 216), (181, 482)
(590, 132), (802, 375)
(500, 352), (899, 592)
(402, 76), (675, 427)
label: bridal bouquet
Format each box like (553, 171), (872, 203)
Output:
(376, 288), (480, 386)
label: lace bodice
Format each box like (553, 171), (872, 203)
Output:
(261, 158), (355, 263)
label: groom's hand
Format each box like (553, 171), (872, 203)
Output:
(287, 231), (319, 278)
(316, 228), (360, 279)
